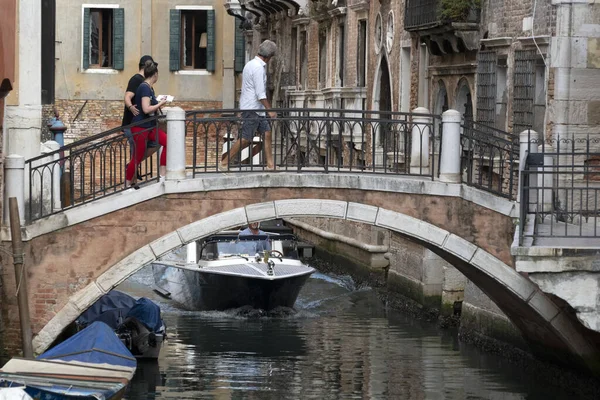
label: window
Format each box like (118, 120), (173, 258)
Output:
(291, 27), (297, 84)
(400, 47), (411, 112)
(170, 8), (215, 72)
(357, 20), (367, 87)
(182, 11), (206, 69)
(82, 7), (124, 70)
(234, 23), (246, 73)
(336, 24), (345, 87)
(300, 30), (308, 89)
(319, 28), (327, 88)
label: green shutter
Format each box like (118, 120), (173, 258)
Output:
(234, 24), (245, 73)
(206, 10), (215, 72)
(169, 10), (181, 71)
(112, 8), (124, 70)
(82, 8), (90, 69)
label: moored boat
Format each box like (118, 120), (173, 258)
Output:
(75, 290), (166, 359)
(153, 233), (315, 311)
(0, 321), (136, 400)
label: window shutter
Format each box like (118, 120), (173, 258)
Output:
(476, 51), (497, 126)
(513, 50), (536, 135)
(234, 24), (245, 73)
(82, 8), (90, 70)
(113, 8), (125, 70)
(206, 10), (215, 72)
(169, 9), (181, 71)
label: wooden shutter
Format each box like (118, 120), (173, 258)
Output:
(112, 8), (125, 70)
(169, 10), (181, 71)
(476, 51), (497, 126)
(206, 10), (215, 72)
(82, 7), (90, 69)
(513, 50), (536, 135)
(234, 24), (245, 73)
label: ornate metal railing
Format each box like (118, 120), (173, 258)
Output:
(185, 109), (441, 178)
(26, 108), (536, 224)
(25, 116), (163, 222)
(461, 121), (520, 199)
(520, 133), (600, 243)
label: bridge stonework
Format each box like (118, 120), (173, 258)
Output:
(0, 174), (597, 372)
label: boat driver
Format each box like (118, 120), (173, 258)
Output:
(239, 222), (271, 253)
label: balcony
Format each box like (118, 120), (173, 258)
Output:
(404, 0), (480, 55)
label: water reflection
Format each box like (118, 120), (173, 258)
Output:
(123, 270), (594, 400)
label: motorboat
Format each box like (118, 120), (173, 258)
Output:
(0, 321), (136, 400)
(75, 290), (166, 359)
(152, 233), (315, 311)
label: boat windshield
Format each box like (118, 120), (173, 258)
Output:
(217, 240), (270, 256)
(200, 235), (299, 260)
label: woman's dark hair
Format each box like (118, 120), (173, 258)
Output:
(143, 60), (158, 78)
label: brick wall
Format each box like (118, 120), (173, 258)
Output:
(485, 0), (554, 38)
(42, 100), (222, 145)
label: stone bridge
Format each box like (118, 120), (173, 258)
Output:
(1, 108), (599, 374)
(0, 172), (597, 373)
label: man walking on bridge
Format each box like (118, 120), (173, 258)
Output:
(220, 40), (278, 171)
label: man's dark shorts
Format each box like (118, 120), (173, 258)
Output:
(241, 111), (270, 141)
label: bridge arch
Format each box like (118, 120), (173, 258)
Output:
(30, 199), (594, 370)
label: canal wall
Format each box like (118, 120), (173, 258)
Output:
(286, 217), (528, 351)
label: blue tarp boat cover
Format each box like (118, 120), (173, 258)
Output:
(37, 321), (136, 369)
(126, 297), (164, 333)
(76, 290), (137, 329)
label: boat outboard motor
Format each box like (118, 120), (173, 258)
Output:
(117, 316), (154, 355)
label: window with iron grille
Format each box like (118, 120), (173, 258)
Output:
(512, 50), (536, 135)
(476, 51), (497, 127)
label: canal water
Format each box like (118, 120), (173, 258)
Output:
(120, 266), (596, 400)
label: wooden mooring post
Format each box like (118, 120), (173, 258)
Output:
(9, 197), (33, 358)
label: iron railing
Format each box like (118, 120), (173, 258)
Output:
(404, 0), (440, 30)
(461, 121), (520, 199)
(30, 108), (536, 224)
(520, 134), (600, 243)
(26, 116), (163, 222)
(404, 0), (480, 30)
(186, 108), (441, 178)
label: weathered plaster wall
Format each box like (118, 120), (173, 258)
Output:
(53, 0), (235, 102)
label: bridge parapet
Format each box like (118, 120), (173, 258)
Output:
(11, 107), (522, 225)
(514, 131), (600, 334)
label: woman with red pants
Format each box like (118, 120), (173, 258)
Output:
(126, 60), (168, 189)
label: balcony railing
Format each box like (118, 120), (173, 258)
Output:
(405, 0), (480, 31)
(404, 0), (440, 30)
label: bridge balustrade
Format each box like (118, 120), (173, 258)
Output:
(519, 131), (600, 244)
(460, 120), (520, 200)
(24, 117), (163, 222)
(14, 107), (528, 224)
(185, 108), (440, 177)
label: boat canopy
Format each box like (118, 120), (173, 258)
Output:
(126, 297), (164, 333)
(76, 290), (137, 329)
(38, 321), (136, 369)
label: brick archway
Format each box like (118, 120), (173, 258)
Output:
(25, 199), (593, 372)
(1, 172), (595, 372)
